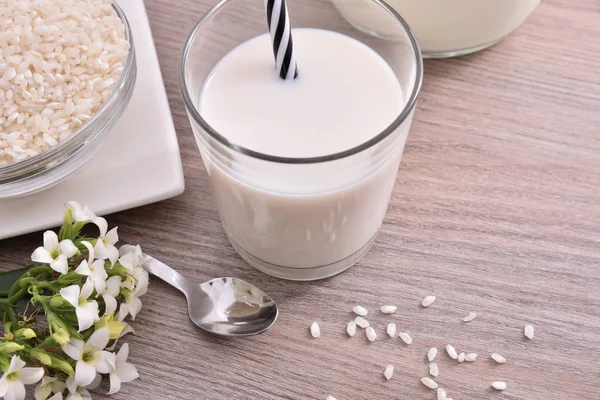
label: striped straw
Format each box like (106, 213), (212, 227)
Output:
(265, 0), (298, 80)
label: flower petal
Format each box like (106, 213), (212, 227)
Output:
(31, 247), (53, 264)
(91, 275), (106, 295)
(59, 240), (78, 258)
(104, 227), (118, 246)
(80, 241), (95, 264)
(76, 302), (99, 332)
(105, 276), (121, 297)
(80, 280), (94, 300)
(19, 367), (44, 385)
(127, 297), (143, 321)
(102, 294), (117, 316)
(7, 355), (26, 374)
(93, 240), (109, 261)
(115, 362), (138, 383)
(107, 373), (121, 395)
(96, 351), (115, 374)
(74, 260), (91, 276)
(116, 343), (129, 362)
(48, 393), (63, 400)
(66, 377), (77, 394)
(34, 381), (52, 400)
(94, 217), (108, 238)
(86, 327), (109, 350)
(85, 373), (101, 390)
(74, 361), (96, 387)
(133, 268), (149, 297)
(60, 285), (80, 308)
(43, 231), (59, 252)
(5, 380), (26, 400)
(50, 255), (69, 275)
(62, 339), (84, 361)
(107, 246), (119, 267)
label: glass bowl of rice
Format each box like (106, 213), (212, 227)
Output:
(0, 0), (136, 198)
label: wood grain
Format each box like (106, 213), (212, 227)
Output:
(2, 0), (600, 398)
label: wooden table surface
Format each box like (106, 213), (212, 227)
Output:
(2, 0), (600, 399)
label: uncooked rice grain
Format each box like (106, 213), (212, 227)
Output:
(326, 396), (336, 400)
(524, 324), (534, 339)
(366, 326), (377, 342)
(421, 377), (438, 389)
(421, 295), (436, 307)
(457, 352), (465, 363)
(399, 332), (412, 345)
(310, 322), (320, 338)
(437, 388), (447, 400)
(346, 321), (356, 337)
(463, 312), (477, 322)
(0, 0), (129, 166)
(429, 362), (439, 377)
(446, 345), (458, 360)
(491, 353), (506, 363)
(384, 365), (394, 380)
(386, 322), (396, 337)
(427, 347), (438, 362)
(492, 381), (507, 391)
(353, 305), (368, 316)
(465, 353), (478, 362)
(380, 305), (397, 314)
(354, 316), (370, 329)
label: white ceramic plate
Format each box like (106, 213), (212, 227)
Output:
(0, 0), (185, 240)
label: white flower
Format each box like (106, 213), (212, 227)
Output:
(48, 393), (63, 400)
(61, 328), (109, 387)
(117, 244), (143, 272)
(60, 281), (99, 332)
(0, 355), (44, 400)
(101, 276), (122, 316)
(106, 323), (135, 351)
(117, 268), (148, 321)
(64, 377), (91, 400)
(97, 344), (139, 394)
(66, 202), (96, 222)
(93, 217), (119, 266)
(74, 241), (108, 294)
(31, 231), (78, 274)
(34, 376), (66, 400)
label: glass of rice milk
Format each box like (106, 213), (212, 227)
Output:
(332, 0), (541, 58)
(179, 0), (422, 280)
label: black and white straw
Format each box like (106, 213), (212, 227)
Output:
(265, 0), (298, 80)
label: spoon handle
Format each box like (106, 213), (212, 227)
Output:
(142, 254), (193, 296)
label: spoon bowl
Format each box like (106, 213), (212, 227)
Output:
(142, 254), (278, 336)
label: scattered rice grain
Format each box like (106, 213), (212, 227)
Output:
(399, 332), (412, 345)
(462, 312), (477, 322)
(465, 353), (478, 362)
(421, 377), (438, 389)
(457, 352), (465, 363)
(346, 321), (356, 337)
(492, 381), (507, 391)
(380, 305), (397, 314)
(437, 388), (447, 400)
(446, 345), (458, 360)
(354, 316), (369, 329)
(352, 306), (368, 316)
(383, 365), (394, 380)
(427, 347), (438, 362)
(386, 323), (396, 338)
(366, 327), (377, 342)
(491, 353), (506, 364)
(524, 324), (534, 339)
(421, 295), (436, 307)
(310, 322), (320, 338)
(429, 362), (439, 377)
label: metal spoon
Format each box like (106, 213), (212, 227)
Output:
(142, 254), (278, 336)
